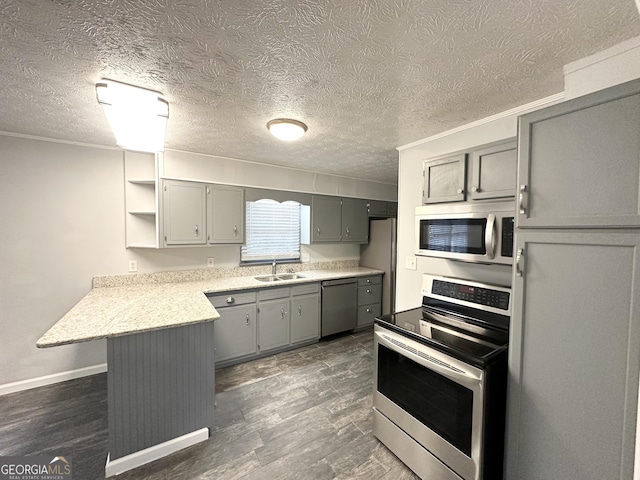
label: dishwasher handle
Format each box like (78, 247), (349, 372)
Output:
(322, 278), (357, 287)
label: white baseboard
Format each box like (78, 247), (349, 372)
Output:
(105, 428), (210, 477)
(0, 363), (107, 396)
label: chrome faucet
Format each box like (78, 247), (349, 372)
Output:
(271, 260), (277, 275)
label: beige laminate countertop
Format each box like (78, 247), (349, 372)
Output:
(36, 266), (383, 348)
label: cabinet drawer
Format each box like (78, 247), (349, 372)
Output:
(358, 284), (382, 306)
(291, 283), (320, 296)
(208, 291), (256, 308)
(357, 303), (380, 327)
(358, 275), (381, 287)
(257, 287), (290, 301)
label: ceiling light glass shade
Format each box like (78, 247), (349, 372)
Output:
(96, 79), (169, 153)
(267, 118), (308, 141)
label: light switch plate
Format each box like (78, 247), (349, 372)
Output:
(405, 256), (417, 270)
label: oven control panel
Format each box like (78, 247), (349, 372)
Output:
(432, 280), (510, 311)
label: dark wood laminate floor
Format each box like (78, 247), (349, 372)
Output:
(0, 329), (418, 479)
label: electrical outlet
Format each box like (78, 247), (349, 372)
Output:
(207, 257), (215, 268)
(128, 260), (138, 273)
(405, 256), (417, 270)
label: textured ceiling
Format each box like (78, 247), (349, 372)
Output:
(1, 1), (639, 184)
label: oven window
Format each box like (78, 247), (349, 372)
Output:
(377, 343), (473, 456)
(420, 218), (486, 254)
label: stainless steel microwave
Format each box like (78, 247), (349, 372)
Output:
(415, 202), (515, 265)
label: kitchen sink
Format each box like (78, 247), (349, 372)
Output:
(254, 273), (305, 282)
(276, 273), (305, 280)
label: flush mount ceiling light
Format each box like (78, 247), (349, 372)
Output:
(267, 118), (308, 141)
(95, 79), (169, 153)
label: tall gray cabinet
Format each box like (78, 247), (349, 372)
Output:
(506, 78), (640, 480)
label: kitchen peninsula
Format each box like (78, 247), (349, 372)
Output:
(37, 261), (381, 477)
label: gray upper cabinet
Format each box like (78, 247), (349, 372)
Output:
(368, 200), (388, 217)
(469, 141), (517, 201)
(341, 198), (369, 243)
(163, 179), (207, 245)
(311, 196), (343, 242)
(506, 230), (640, 480)
(208, 184), (244, 244)
(368, 200), (398, 218)
(517, 78), (640, 228)
(309, 195), (370, 243)
(422, 153), (466, 204)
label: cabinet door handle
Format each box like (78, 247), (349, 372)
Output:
(298, 305), (302, 316)
(366, 289), (371, 294)
(515, 248), (525, 277)
(226, 297), (235, 304)
(485, 214), (496, 260)
(519, 185), (527, 215)
(472, 186), (479, 193)
(366, 279), (371, 283)
(195, 224), (199, 236)
(233, 225), (238, 236)
(246, 314), (250, 325)
(345, 228), (350, 237)
(457, 188), (464, 194)
(366, 308), (371, 313)
(317, 227), (321, 236)
(281, 307), (285, 319)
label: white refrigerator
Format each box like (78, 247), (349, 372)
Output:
(360, 218), (397, 315)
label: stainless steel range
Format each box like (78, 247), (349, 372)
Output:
(373, 274), (511, 480)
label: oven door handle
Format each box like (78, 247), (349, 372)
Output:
(375, 330), (483, 387)
(485, 213), (496, 259)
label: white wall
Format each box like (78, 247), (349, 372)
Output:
(162, 149), (398, 201)
(394, 96), (563, 311)
(0, 133), (392, 389)
(564, 35), (640, 99)
(0, 136), (121, 387)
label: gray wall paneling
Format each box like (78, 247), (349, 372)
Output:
(107, 322), (214, 460)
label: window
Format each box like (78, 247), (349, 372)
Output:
(241, 199), (302, 262)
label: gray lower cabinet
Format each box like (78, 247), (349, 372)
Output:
(258, 288), (290, 352)
(506, 230), (640, 480)
(208, 283), (321, 366)
(291, 284), (320, 344)
(517, 78), (640, 228)
(208, 291), (257, 363)
(356, 275), (382, 328)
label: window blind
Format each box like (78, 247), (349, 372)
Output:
(241, 199), (301, 262)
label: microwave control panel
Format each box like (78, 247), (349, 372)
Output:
(501, 217), (515, 258)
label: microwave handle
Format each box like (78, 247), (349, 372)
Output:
(485, 214), (496, 259)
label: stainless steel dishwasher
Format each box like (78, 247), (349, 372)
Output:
(321, 278), (357, 337)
